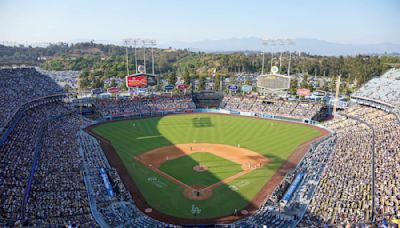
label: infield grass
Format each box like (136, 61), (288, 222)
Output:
(160, 152), (243, 186)
(92, 114), (322, 219)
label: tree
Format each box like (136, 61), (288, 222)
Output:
(198, 76), (206, 91)
(289, 78), (299, 95)
(215, 74), (221, 91)
(110, 78), (117, 87)
(182, 69), (191, 85)
(168, 71), (177, 85)
(120, 82), (127, 91)
(92, 77), (104, 88)
(79, 70), (91, 89)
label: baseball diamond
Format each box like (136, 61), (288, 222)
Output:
(88, 113), (328, 224)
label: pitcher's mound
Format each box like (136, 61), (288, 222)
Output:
(193, 164), (208, 172)
(184, 185), (213, 200)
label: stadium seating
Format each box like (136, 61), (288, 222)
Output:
(0, 101), (96, 226)
(94, 95), (196, 117)
(78, 131), (170, 227)
(301, 106), (400, 226)
(220, 95), (323, 119)
(353, 68), (400, 109)
(1, 67), (399, 227)
(0, 68), (64, 129)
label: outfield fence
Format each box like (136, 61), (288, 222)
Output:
(95, 108), (321, 128)
(90, 107), (333, 227)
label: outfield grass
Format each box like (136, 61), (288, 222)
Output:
(92, 114), (322, 219)
(160, 152), (243, 186)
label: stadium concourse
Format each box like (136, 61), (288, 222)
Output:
(0, 67), (399, 227)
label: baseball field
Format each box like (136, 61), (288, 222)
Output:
(89, 113), (327, 224)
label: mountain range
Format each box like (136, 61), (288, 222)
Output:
(159, 37), (400, 56)
(7, 37), (400, 56)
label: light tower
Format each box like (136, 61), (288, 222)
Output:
(261, 39), (276, 74)
(123, 38), (133, 76)
(286, 39), (295, 76)
(142, 39), (148, 73)
(262, 38), (295, 75)
(277, 39), (285, 74)
(133, 38), (141, 74)
(149, 40), (157, 75)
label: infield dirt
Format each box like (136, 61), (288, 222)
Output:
(135, 143), (270, 200)
(86, 113), (330, 224)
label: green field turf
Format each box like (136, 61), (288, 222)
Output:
(92, 114), (322, 219)
(160, 152), (243, 186)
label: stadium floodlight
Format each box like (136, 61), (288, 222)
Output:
(261, 39), (278, 75)
(133, 39), (141, 74)
(262, 38), (294, 74)
(278, 39), (284, 73)
(142, 39), (148, 73)
(149, 40), (157, 75)
(123, 38), (133, 76)
(261, 51), (265, 75)
(286, 39), (295, 76)
(141, 39), (154, 74)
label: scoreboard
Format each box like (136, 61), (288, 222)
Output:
(125, 73), (157, 87)
(257, 74), (290, 90)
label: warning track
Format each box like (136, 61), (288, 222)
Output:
(85, 113), (330, 225)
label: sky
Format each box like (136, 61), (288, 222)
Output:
(0, 0), (399, 45)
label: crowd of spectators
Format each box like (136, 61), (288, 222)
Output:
(36, 68), (80, 89)
(353, 68), (400, 108)
(0, 68), (64, 129)
(2, 67), (399, 227)
(78, 130), (171, 227)
(220, 95), (322, 119)
(231, 128), (335, 227)
(24, 114), (95, 226)
(0, 100), (96, 226)
(301, 106), (400, 226)
(232, 104), (400, 227)
(94, 95), (196, 117)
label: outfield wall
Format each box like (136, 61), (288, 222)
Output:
(90, 108), (333, 226)
(96, 108), (320, 127)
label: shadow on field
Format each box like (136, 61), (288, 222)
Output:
(86, 113), (312, 226)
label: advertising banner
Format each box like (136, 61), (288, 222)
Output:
(241, 85), (252, 93)
(228, 85), (238, 91)
(165, 85), (174, 90)
(107, 87), (120, 94)
(126, 75), (147, 87)
(177, 84), (190, 90)
(297, 88), (311, 96)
